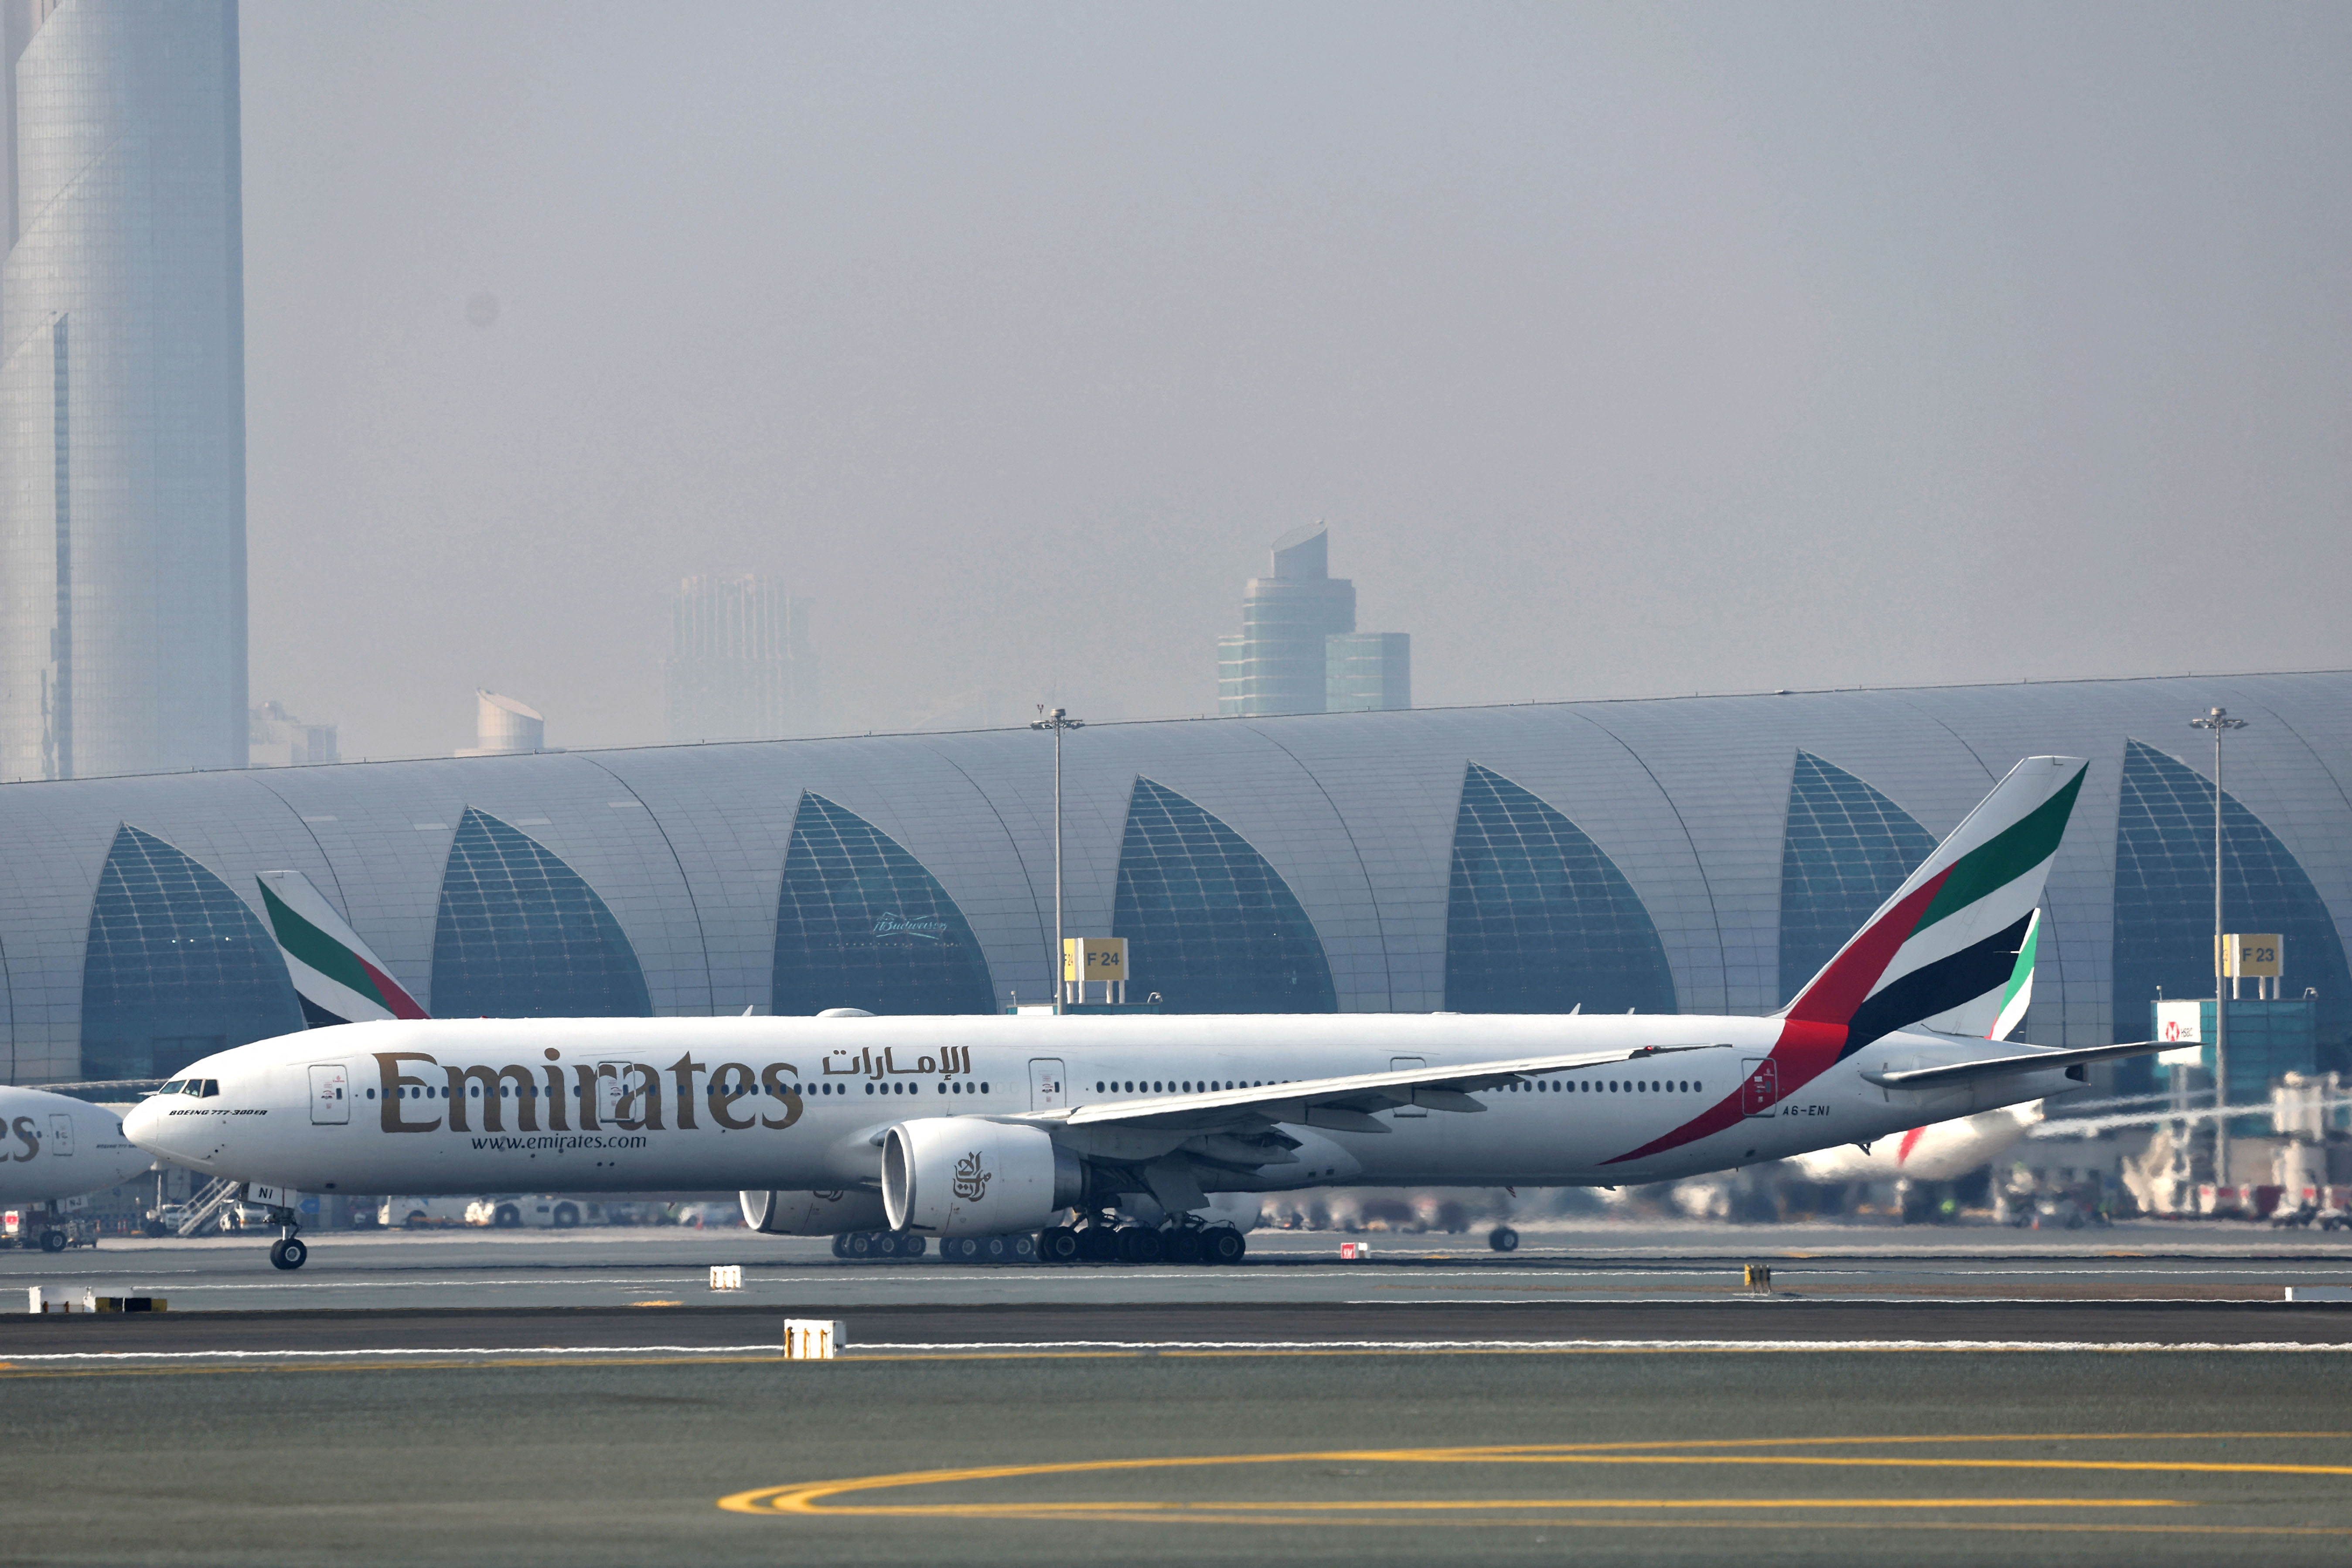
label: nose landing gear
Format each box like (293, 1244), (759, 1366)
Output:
(268, 1211), (308, 1271)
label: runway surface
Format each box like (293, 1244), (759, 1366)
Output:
(11, 1224), (2352, 1565)
(7, 1221), (2352, 1312)
(6, 1332), (2350, 1566)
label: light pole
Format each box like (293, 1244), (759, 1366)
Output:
(2189, 706), (2247, 1188)
(1030, 706), (1084, 1014)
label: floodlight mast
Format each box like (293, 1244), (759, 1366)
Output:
(2189, 706), (2247, 1188)
(1030, 706), (1085, 1015)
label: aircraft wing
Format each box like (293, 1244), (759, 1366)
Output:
(1861, 1039), (2165, 1091)
(1016, 1042), (1723, 1135)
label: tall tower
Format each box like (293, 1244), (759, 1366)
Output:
(1217, 526), (1408, 716)
(664, 571), (819, 743)
(0, 0), (248, 781)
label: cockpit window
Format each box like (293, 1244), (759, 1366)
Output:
(199, 1080), (221, 1098)
(181, 1080), (205, 1095)
(159, 1080), (185, 1095)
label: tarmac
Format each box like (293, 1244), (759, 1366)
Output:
(8, 1223), (2352, 1565)
(6, 1219), (2352, 1311)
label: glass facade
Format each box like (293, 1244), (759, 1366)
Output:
(2112, 739), (2352, 1072)
(1445, 762), (1677, 1015)
(770, 791), (993, 1016)
(1112, 777), (1337, 1012)
(1777, 750), (1938, 1005)
(1, 669), (2348, 1080)
(429, 808), (652, 1019)
(0, 1), (248, 781)
(78, 824), (300, 1080)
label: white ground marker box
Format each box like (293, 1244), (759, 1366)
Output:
(709, 1265), (743, 1292)
(2285, 1285), (2352, 1302)
(783, 1319), (845, 1359)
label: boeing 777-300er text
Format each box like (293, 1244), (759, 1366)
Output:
(128, 755), (2161, 1270)
(0, 1085), (155, 1250)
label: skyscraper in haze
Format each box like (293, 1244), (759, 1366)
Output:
(0, 0), (249, 781)
(665, 572), (819, 743)
(1217, 527), (1409, 716)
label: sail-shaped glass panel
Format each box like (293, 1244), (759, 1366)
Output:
(2113, 740), (2350, 1072)
(429, 808), (652, 1018)
(80, 825), (302, 1079)
(1111, 777), (1336, 1013)
(1445, 763), (1676, 1015)
(771, 792), (993, 1016)
(1777, 750), (1939, 1005)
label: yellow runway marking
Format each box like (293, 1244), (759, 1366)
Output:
(719, 1432), (2352, 1533)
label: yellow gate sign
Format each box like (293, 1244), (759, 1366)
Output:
(1063, 937), (1127, 983)
(2217, 934), (2282, 978)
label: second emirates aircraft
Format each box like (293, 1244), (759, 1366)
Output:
(127, 755), (2158, 1268)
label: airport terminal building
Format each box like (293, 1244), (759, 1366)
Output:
(0, 671), (2346, 1095)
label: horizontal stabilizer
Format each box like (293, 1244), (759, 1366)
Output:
(1861, 1039), (2163, 1091)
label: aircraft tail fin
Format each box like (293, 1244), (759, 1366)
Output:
(1918, 907), (2041, 1041)
(1781, 757), (2084, 1055)
(257, 870), (429, 1025)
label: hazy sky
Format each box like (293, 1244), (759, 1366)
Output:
(239, 2), (2352, 759)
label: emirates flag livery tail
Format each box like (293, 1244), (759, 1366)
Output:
(256, 870), (429, 1026)
(1610, 755), (2084, 1164)
(1783, 755), (2081, 1052)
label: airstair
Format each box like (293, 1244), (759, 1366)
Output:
(175, 1177), (244, 1237)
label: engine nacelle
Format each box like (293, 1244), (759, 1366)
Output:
(739, 1187), (890, 1236)
(882, 1118), (1083, 1237)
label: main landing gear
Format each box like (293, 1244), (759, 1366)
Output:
(1486, 1225), (1519, 1253)
(1036, 1214), (1247, 1266)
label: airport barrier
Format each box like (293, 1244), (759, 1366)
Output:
(783, 1319), (845, 1360)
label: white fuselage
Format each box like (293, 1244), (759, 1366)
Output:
(0, 1087), (154, 1203)
(1787, 1101), (2043, 1185)
(123, 1014), (2075, 1200)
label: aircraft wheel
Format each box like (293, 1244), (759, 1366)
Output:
(900, 1234), (927, 1258)
(269, 1237), (309, 1271)
(831, 1234), (851, 1258)
(1203, 1226), (1246, 1265)
(1115, 1225), (1163, 1265)
(39, 1229), (68, 1254)
(847, 1231), (876, 1258)
(1078, 1224), (1119, 1263)
(1038, 1226), (1081, 1264)
(981, 1234), (1010, 1262)
(1162, 1227), (1205, 1265)
(1487, 1225), (1519, 1253)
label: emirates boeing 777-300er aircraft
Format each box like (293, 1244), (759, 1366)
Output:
(127, 755), (2159, 1270)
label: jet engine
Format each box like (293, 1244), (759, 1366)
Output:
(881, 1118), (1083, 1237)
(738, 1187), (890, 1236)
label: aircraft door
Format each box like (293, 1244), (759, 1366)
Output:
(1390, 1057), (1427, 1117)
(1028, 1059), (1066, 1111)
(597, 1062), (628, 1123)
(308, 1063), (351, 1125)
(1740, 1058), (1779, 1118)
(46, 1113), (72, 1156)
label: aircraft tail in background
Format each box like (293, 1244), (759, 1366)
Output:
(257, 869), (429, 1026)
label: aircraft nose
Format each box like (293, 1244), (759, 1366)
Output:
(123, 1096), (166, 1149)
